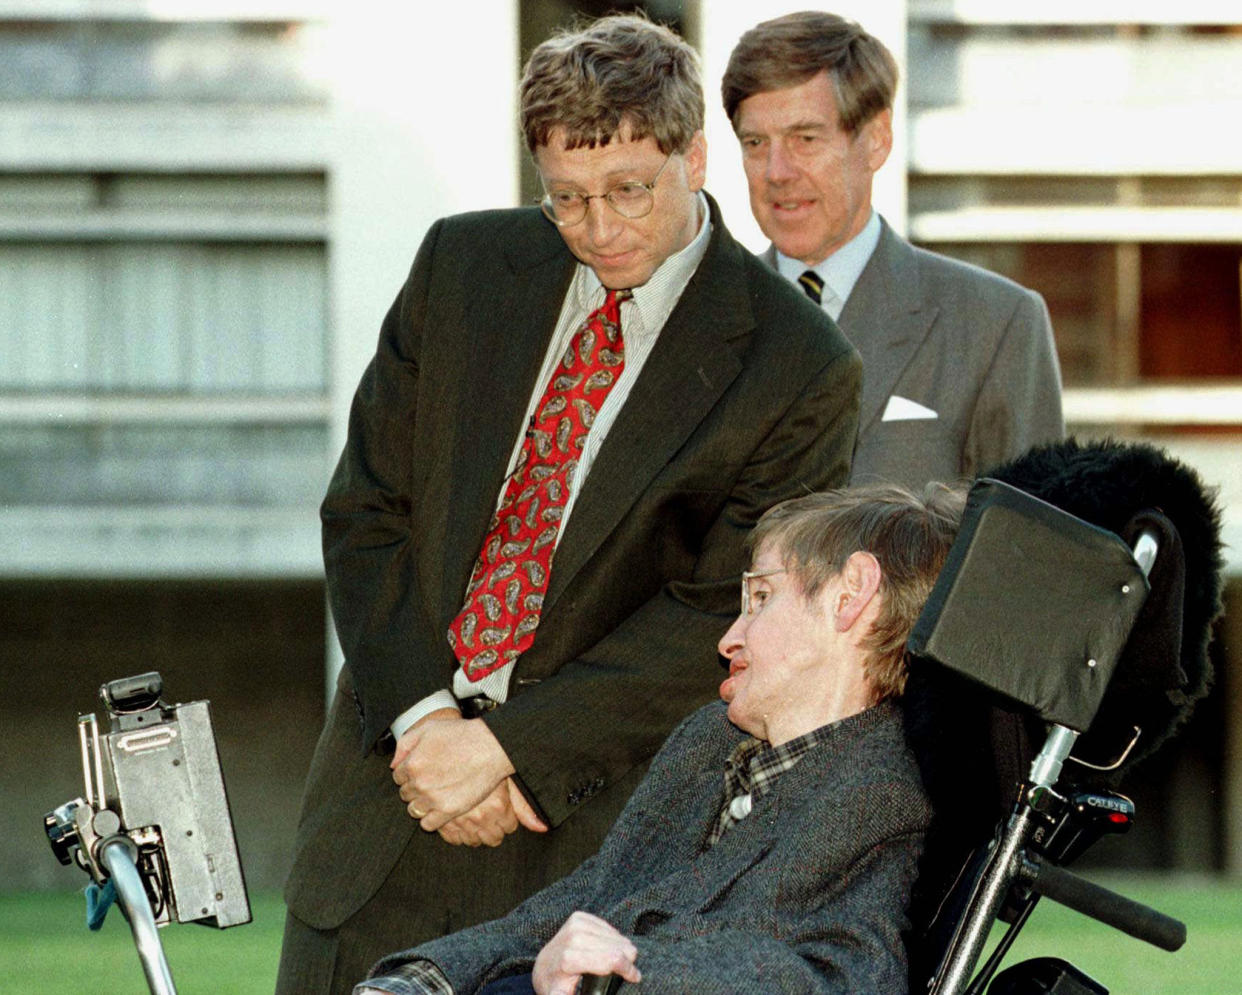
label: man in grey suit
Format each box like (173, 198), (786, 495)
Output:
(723, 11), (1064, 489)
(356, 483), (964, 995)
(276, 15), (861, 994)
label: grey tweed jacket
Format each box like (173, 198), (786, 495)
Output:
(367, 699), (931, 994)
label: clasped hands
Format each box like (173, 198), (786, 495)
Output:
(391, 708), (546, 846)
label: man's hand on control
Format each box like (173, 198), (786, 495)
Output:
(533, 911), (641, 995)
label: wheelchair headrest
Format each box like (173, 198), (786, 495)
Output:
(904, 437), (1222, 815)
(981, 436), (1223, 771)
(908, 478), (1149, 733)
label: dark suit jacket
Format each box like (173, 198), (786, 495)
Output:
(368, 701), (931, 994)
(285, 195), (861, 936)
(766, 219), (1063, 489)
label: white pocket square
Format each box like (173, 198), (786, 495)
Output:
(881, 396), (938, 422)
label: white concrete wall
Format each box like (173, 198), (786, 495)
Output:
(327, 1), (520, 456)
(324, 1), (519, 688)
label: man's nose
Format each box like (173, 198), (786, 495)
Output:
(765, 141), (799, 184)
(717, 614), (746, 660)
(583, 196), (622, 244)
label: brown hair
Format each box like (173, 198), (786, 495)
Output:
(520, 13), (704, 155)
(721, 10), (898, 134)
(749, 483), (965, 703)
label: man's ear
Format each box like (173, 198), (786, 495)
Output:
(862, 108), (893, 174)
(835, 551), (882, 632)
(684, 130), (708, 192)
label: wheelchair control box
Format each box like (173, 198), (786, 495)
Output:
(45, 671), (251, 930)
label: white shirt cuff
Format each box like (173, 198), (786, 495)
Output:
(390, 690), (460, 739)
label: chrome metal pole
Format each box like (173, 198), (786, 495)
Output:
(99, 839), (177, 995)
(1028, 724), (1079, 789)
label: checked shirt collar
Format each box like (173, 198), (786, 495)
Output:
(706, 723), (830, 847)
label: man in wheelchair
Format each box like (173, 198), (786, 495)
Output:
(356, 482), (965, 995)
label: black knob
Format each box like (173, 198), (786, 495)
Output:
(100, 672), (163, 714)
(580, 975), (623, 995)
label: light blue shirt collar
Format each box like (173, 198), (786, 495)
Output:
(775, 210), (881, 310)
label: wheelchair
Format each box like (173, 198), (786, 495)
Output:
(903, 438), (1224, 995)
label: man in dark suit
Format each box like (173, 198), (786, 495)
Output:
(356, 484), (964, 995)
(723, 11), (1064, 489)
(276, 15), (861, 994)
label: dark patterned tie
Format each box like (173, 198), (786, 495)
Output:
(798, 269), (825, 305)
(448, 289), (632, 682)
(706, 738), (763, 846)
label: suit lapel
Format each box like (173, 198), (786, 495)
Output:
(838, 220), (939, 436)
(437, 223), (576, 628)
(543, 200), (748, 609)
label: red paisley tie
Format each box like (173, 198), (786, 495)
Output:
(448, 288), (632, 681)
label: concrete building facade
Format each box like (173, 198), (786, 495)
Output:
(2, 0), (1238, 889)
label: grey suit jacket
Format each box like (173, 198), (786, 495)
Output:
(285, 196), (862, 936)
(368, 701), (930, 995)
(766, 219), (1063, 489)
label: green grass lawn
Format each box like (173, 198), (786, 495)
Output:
(0, 889), (285, 994)
(977, 875), (1242, 995)
(1, 877), (1239, 994)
